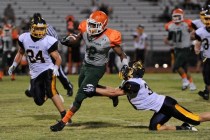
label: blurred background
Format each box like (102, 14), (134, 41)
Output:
(0, 0), (206, 75)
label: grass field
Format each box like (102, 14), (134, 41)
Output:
(1, 73), (210, 140)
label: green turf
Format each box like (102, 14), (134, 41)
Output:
(1, 73), (210, 140)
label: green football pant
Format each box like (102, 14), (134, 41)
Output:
(73, 63), (106, 109)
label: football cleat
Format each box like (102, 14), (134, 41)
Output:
(50, 120), (66, 132)
(67, 89), (73, 96)
(181, 122), (198, 131)
(25, 89), (32, 97)
(67, 83), (73, 96)
(198, 90), (209, 100)
(182, 79), (189, 90)
(189, 83), (196, 91)
(110, 96), (119, 107)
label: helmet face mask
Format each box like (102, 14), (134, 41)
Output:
(119, 60), (145, 80)
(87, 11), (108, 36)
(30, 17), (47, 38)
(119, 65), (133, 80)
(87, 18), (103, 35)
(172, 8), (184, 23)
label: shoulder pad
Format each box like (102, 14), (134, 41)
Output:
(122, 81), (140, 93)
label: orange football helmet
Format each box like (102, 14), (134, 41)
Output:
(87, 11), (108, 35)
(172, 8), (184, 23)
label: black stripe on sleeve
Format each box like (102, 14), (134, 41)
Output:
(48, 41), (58, 54)
(195, 33), (202, 41)
(18, 40), (25, 51)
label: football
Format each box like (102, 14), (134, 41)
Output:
(60, 34), (80, 47)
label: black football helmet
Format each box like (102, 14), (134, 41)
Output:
(30, 16), (47, 38)
(119, 65), (133, 80)
(119, 60), (145, 80)
(132, 60), (145, 78)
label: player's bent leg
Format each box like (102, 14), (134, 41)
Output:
(149, 112), (171, 131)
(51, 94), (65, 112)
(172, 104), (201, 126)
(32, 82), (46, 106)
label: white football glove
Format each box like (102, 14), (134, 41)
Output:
(83, 84), (95, 93)
(8, 62), (18, 75)
(53, 65), (59, 76)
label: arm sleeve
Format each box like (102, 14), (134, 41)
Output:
(18, 40), (25, 51)
(122, 81), (140, 93)
(167, 31), (173, 40)
(78, 20), (86, 33)
(191, 22), (198, 30)
(110, 30), (122, 47)
(195, 33), (202, 41)
(48, 41), (58, 54)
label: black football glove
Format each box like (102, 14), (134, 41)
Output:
(60, 35), (71, 46)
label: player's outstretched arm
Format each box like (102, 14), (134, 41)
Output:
(96, 86), (125, 97)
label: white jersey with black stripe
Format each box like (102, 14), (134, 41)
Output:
(195, 27), (210, 58)
(126, 78), (165, 112)
(18, 32), (57, 79)
(192, 19), (205, 29)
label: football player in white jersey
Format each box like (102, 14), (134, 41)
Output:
(8, 16), (68, 121)
(24, 13), (73, 97)
(164, 8), (196, 91)
(194, 8), (210, 100)
(84, 60), (210, 131)
(191, 7), (207, 73)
